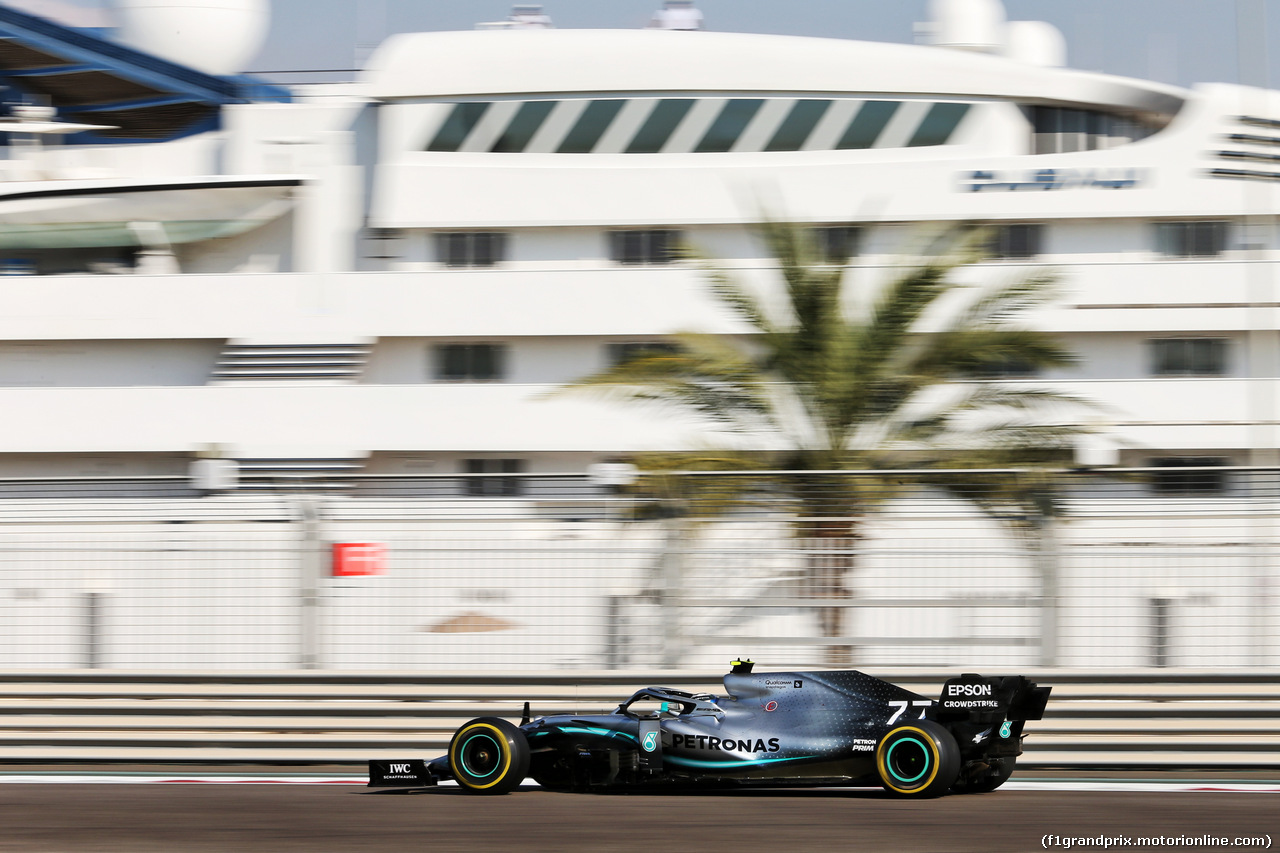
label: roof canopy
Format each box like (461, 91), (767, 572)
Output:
(362, 29), (1184, 120)
(0, 4), (287, 143)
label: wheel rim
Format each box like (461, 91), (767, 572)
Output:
(459, 732), (504, 779)
(886, 737), (931, 786)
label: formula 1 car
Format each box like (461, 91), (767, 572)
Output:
(369, 661), (1050, 798)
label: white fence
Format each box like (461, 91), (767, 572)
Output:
(0, 469), (1276, 671)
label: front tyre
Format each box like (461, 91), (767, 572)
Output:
(448, 717), (530, 794)
(875, 720), (960, 798)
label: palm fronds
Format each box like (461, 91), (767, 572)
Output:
(558, 220), (1089, 486)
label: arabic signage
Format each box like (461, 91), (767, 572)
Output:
(962, 167), (1144, 192)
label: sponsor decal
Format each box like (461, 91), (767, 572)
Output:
(764, 679), (793, 688)
(849, 738), (877, 753)
(763, 701), (778, 712)
(972, 728), (991, 745)
(794, 680), (804, 689)
(670, 734), (781, 753)
(943, 696), (1000, 705)
(1000, 721), (1013, 739)
(641, 731), (659, 753)
(374, 760), (424, 782)
(947, 682), (993, 697)
(942, 680), (1001, 710)
(942, 699), (1001, 709)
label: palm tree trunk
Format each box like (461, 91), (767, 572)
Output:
(1032, 517), (1061, 667)
(658, 517), (688, 667)
(799, 522), (857, 667)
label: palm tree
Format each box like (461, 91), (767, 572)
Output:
(564, 221), (1083, 665)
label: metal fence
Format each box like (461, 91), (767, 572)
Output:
(0, 468), (1276, 671)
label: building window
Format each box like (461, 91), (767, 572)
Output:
(985, 223), (1043, 260)
(1031, 106), (1154, 154)
(428, 102), (491, 152)
(908, 102), (971, 147)
(608, 341), (679, 366)
(437, 232), (507, 267)
(1156, 221), (1228, 258)
(609, 230), (682, 265)
(435, 344), (506, 381)
(463, 458), (524, 496)
(558, 99), (626, 154)
(694, 98), (764, 153)
(1150, 457), (1227, 494)
(1150, 338), (1227, 376)
(626, 99), (695, 154)
(837, 100), (900, 149)
(363, 229), (403, 261)
(973, 356), (1039, 379)
(812, 225), (860, 263)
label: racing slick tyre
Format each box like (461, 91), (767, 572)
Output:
(448, 717), (530, 795)
(875, 720), (961, 798)
(952, 758), (1015, 794)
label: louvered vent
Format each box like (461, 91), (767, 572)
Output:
(1209, 115), (1280, 182)
(211, 342), (372, 382)
(232, 458), (366, 491)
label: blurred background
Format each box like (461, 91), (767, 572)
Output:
(0, 0), (1275, 679)
(7, 0), (1280, 87)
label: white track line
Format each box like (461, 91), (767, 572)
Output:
(0, 775), (367, 784)
(1005, 781), (1280, 794)
(0, 776), (1276, 792)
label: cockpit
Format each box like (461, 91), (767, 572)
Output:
(615, 687), (723, 719)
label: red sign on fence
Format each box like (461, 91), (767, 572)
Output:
(332, 542), (386, 577)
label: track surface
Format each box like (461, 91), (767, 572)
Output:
(2, 783), (1275, 853)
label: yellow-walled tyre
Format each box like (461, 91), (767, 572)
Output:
(448, 717), (530, 794)
(875, 720), (960, 798)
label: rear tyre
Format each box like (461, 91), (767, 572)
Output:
(953, 758), (1015, 794)
(448, 717), (530, 795)
(875, 720), (960, 798)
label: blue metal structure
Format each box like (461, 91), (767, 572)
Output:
(0, 4), (288, 143)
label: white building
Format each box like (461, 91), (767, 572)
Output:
(0, 0), (1276, 492)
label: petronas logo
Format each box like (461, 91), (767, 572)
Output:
(642, 731), (659, 752)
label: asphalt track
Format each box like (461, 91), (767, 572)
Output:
(2, 777), (1276, 853)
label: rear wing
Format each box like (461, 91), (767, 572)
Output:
(935, 674), (1051, 724)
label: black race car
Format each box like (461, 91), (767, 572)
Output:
(369, 661), (1050, 798)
